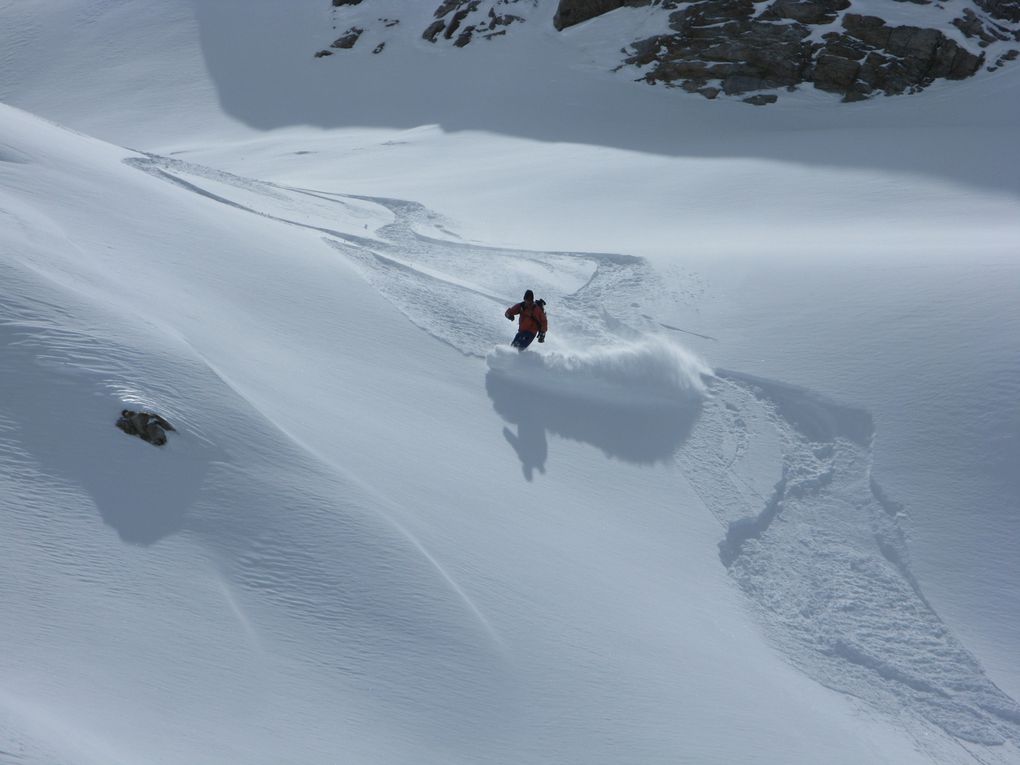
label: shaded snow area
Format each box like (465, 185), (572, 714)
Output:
(1, 1), (1019, 763)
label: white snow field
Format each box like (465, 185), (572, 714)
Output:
(1, 1), (1019, 763)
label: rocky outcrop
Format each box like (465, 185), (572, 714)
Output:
(812, 15), (984, 100)
(553, 0), (669, 30)
(626, 0), (991, 102)
(320, 0), (1019, 104)
(422, 1), (526, 46)
(116, 410), (176, 447)
(626, 0), (818, 97)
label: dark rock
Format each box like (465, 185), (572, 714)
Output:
(890, 25), (940, 59)
(842, 14), (892, 47)
(743, 93), (778, 104)
(314, 49), (334, 58)
(331, 26), (364, 48)
(554, 0), (659, 31)
(487, 8), (526, 32)
(988, 47), (1020, 69)
(332, 0), (364, 5)
(812, 53), (860, 91)
(936, 39), (984, 78)
(628, 0), (815, 94)
(445, 5), (478, 39)
(373, 42), (386, 54)
(420, 0), (524, 44)
(676, 0), (756, 27)
(953, 7), (1019, 45)
(423, 19), (446, 42)
(434, 0), (470, 16)
(822, 14), (985, 97)
(953, 8), (988, 42)
(975, 0), (1020, 22)
(820, 36), (868, 60)
(759, 0), (850, 25)
(116, 410), (176, 447)
(723, 74), (767, 93)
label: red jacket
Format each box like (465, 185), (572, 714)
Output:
(505, 300), (548, 334)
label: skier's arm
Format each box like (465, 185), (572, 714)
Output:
(537, 306), (548, 333)
(505, 303), (521, 320)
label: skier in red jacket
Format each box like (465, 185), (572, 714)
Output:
(505, 289), (548, 351)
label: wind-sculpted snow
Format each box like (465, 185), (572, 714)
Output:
(680, 373), (1020, 750)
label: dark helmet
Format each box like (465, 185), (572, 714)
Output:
(523, 289), (534, 302)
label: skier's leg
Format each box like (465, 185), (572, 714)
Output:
(512, 331), (536, 350)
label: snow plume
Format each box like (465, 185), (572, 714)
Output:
(486, 337), (712, 467)
(487, 335), (712, 407)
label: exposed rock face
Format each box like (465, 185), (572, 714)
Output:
(812, 15), (984, 100)
(422, 0), (526, 46)
(320, 0), (1019, 104)
(627, 0), (818, 97)
(553, 0), (664, 30)
(626, 0), (992, 101)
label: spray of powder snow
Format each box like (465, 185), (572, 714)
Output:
(487, 336), (713, 407)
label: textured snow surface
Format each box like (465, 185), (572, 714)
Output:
(1, 1), (1019, 763)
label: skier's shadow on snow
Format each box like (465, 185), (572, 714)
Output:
(485, 370), (701, 480)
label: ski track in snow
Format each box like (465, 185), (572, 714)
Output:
(123, 152), (1020, 757)
(679, 373), (1020, 751)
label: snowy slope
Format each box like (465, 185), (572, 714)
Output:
(0, 101), (942, 765)
(2, 0), (1020, 763)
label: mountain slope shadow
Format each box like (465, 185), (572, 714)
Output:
(486, 368), (701, 477)
(188, 1), (1020, 198)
